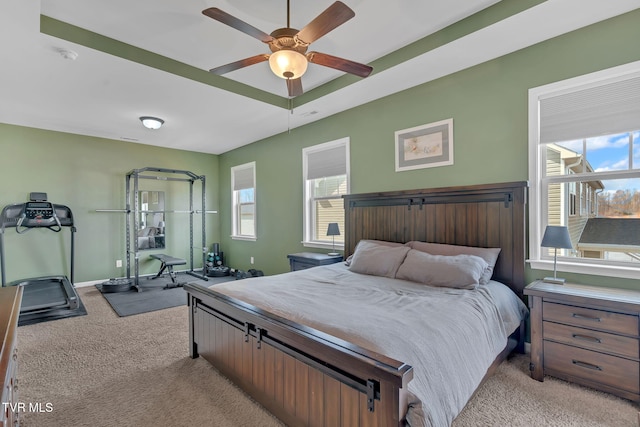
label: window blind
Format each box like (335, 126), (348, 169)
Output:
(232, 164), (254, 191)
(539, 74), (640, 144)
(307, 145), (347, 180)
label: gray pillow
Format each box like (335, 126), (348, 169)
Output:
(396, 249), (488, 290)
(344, 239), (405, 266)
(348, 240), (410, 278)
(407, 241), (500, 285)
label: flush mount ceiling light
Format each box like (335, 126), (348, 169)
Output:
(139, 116), (164, 130)
(56, 47), (78, 61)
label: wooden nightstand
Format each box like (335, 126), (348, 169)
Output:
(287, 252), (343, 271)
(525, 280), (640, 402)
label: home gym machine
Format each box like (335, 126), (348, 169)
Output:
(96, 167), (216, 291)
(0, 192), (82, 325)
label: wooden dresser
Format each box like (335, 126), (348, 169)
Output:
(525, 280), (640, 402)
(1, 286), (23, 427)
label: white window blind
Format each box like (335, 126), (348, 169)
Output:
(306, 145), (347, 180)
(232, 165), (254, 191)
(539, 74), (640, 144)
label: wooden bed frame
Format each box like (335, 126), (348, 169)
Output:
(185, 181), (528, 426)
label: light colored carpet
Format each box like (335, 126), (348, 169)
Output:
(16, 286), (638, 426)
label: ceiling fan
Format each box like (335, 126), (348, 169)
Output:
(202, 1), (373, 97)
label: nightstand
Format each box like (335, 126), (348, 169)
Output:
(287, 252), (343, 271)
(525, 280), (640, 402)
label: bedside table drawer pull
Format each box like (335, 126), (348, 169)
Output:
(571, 333), (601, 344)
(572, 360), (602, 371)
(571, 313), (601, 322)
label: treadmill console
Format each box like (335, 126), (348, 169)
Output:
(24, 202), (56, 225)
(1, 201), (73, 230)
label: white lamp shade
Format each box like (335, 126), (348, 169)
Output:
(269, 50), (308, 79)
(140, 116), (164, 130)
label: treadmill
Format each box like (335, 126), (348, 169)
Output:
(0, 193), (81, 325)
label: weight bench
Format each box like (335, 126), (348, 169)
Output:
(149, 254), (187, 289)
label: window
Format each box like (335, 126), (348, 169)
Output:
(231, 162), (256, 240)
(303, 138), (350, 249)
(528, 61), (640, 279)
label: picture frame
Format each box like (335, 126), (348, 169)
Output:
(394, 118), (453, 172)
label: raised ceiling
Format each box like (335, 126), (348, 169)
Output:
(1, 0), (638, 154)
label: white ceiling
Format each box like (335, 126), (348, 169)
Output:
(1, 0), (638, 154)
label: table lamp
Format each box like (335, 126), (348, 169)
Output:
(326, 223), (340, 256)
(541, 225), (573, 284)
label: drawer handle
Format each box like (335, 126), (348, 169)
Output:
(572, 360), (602, 371)
(571, 313), (601, 322)
(572, 333), (601, 344)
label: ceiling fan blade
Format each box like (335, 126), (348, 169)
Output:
(295, 1), (355, 45)
(307, 52), (373, 78)
(202, 8), (274, 43)
(209, 54), (269, 75)
(287, 78), (304, 97)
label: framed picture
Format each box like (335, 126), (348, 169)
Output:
(394, 118), (453, 172)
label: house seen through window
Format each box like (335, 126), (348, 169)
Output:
(544, 133), (640, 263)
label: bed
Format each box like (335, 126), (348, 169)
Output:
(184, 181), (528, 426)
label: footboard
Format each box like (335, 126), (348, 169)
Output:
(185, 283), (414, 427)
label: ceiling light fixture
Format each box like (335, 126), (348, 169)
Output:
(268, 49), (308, 79)
(139, 116), (164, 130)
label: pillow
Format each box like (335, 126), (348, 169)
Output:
(344, 239), (405, 266)
(395, 249), (488, 289)
(347, 240), (410, 278)
(407, 241), (500, 285)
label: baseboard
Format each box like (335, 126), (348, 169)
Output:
(524, 342), (531, 354)
(75, 268), (207, 288)
(75, 279), (106, 288)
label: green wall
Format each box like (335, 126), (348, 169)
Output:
(1, 10), (638, 290)
(0, 124), (219, 283)
(219, 9), (640, 289)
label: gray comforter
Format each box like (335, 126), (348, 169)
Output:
(212, 263), (528, 427)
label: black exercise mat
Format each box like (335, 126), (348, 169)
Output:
(97, 275), (234, 317)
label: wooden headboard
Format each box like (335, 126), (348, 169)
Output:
(343, 181), (528, 296)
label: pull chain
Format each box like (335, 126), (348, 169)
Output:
(287, 98), (292, 133)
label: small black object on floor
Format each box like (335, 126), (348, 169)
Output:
(97, 274), (235, 317)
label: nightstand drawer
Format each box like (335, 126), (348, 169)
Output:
(290, 260), (314, 271)
(287, 252), (343, 272)
(544, 321), (639, 359)
(544, 340), (640, 394)
(543, 301), (638, 336)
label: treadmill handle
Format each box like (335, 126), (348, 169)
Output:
(15, 214), (31, 234)
(48, 214), (62, 233)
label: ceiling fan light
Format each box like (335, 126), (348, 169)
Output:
(269, 50), (308, 79)
(139, 116), (164, 130)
